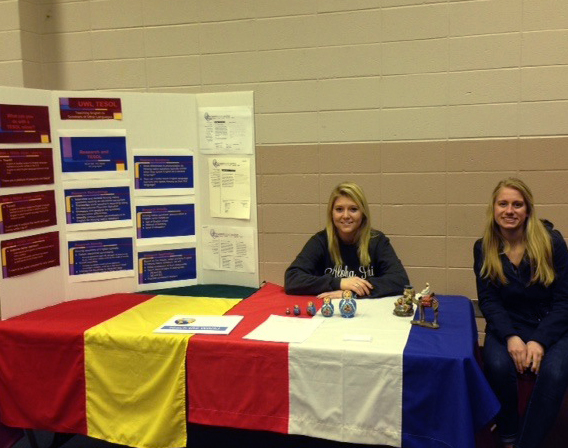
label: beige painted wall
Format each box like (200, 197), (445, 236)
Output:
(257, 137), (568, 293)
(0, 0), (23, 85)
(2, 0), (568, 342)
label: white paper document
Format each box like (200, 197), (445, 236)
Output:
(208, 157), (251, 219)
(199, 106), (253, 154)
(154, 315), (243, 335)
(201, 225), (255, 273)
(244, 314), (324, 343)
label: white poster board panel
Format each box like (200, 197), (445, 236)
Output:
(0, 87), (259, 319)
(52, 90), (199, 301)
(196, 92), (259, 288)
(0, 86), (66, 319)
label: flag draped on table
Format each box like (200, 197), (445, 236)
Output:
(188, 284), (413, 447)
(288, 299), (413, 446)
(0, 293), (241, 448)
(401, 296), (500, 448)
(187, 283), (294, 433)
(187, 283), (499, 448)
(0, 283), (498, 448)
(0, 293), (153, 435)
(84, 295), (240, 448)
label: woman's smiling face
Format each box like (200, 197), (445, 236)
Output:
(494, 187), (528, 234)
(332, 195), (363, 243)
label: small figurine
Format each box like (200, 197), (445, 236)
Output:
(321, 297), (334, 317)
(393, 284), (415, 317)
(285, 307), (291, 315)
(306, 301), (316, 316)
(411, 282), (440, 329)
(339, 290), (357, 318)
(417, 282), (431, 298)
(293, 305), (301, 316)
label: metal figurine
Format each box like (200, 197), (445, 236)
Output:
(286, 307), (291, 315)
(293, 305), (301, 316)
(411, 283), (440, 329)
(321, 297), (334, 317)
(339, 290), (357, 318)
(393, 284), (415, 317)
(306, 301), (317, 316)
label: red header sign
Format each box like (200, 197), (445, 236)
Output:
(1, 231), (60, 278)
(0, 148), (54, 188)
(59, 97), (122, 120)
(0, 104), (51, 143)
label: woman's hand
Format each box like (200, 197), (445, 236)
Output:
(507, 335), (528, 374)
(340, 277), (373, 297)
(525, 341), (545, 374)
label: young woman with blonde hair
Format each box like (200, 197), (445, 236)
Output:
(474, 178), (568, 448)
(285, 182), (408, 299)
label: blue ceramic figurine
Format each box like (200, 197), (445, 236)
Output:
(339, 290), (357, 318)
(306, 301), (316, 316)
(321, 297), (334, 317)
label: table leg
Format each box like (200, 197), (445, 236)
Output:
(23, 430), (75, 448)
(23, 430), (40, 448)
(47, 432), (74, 448)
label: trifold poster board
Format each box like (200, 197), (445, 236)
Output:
(0, 86), (259, 319)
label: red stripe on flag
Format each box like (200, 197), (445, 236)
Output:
(187, 283), (319, 434)
(0, 293), (154, 434)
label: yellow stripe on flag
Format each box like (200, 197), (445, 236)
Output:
(84, 295), (241, 448)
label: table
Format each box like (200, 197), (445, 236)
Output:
(0, 283), (499, 448)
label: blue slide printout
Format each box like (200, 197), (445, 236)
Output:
(60, 136), (127, 173)
(65, 186), (131, 225)
(138, 248), (196, 284)
(134, 156), (193, 190)
(69, 237), (133, 276)
(136, 203), (195, 239)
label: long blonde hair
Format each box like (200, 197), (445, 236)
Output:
(480, 177), (554, 285)
(325, 182), (372, 267)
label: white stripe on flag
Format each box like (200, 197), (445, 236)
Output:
(288, 296), (413, 446)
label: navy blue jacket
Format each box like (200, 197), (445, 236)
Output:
(284, 229), (409, 298)
(474, 222), (568, 349)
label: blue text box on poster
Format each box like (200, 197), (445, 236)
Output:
(68, 237), (133, 276)
(134, 156), (193, 190)
(138, 248), (196, 284)
(65, 186), (131, 224)
(136, 204), (195, 239)
(60, 136), (127, 173)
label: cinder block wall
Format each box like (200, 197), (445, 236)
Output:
(3, 0), (568, 344)
(257, 137), (568, 295)
(0, 0), (23, 85)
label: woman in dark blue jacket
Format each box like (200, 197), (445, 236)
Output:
(474, 178), (568, 448)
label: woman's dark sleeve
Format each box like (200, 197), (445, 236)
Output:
(531, 231), (568, 349)
(473, 240), (517, 343)
(284, 235), (341, 295)
(366, 234), (409, 298)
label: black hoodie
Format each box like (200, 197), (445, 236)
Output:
(285, 229), (409, 298)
